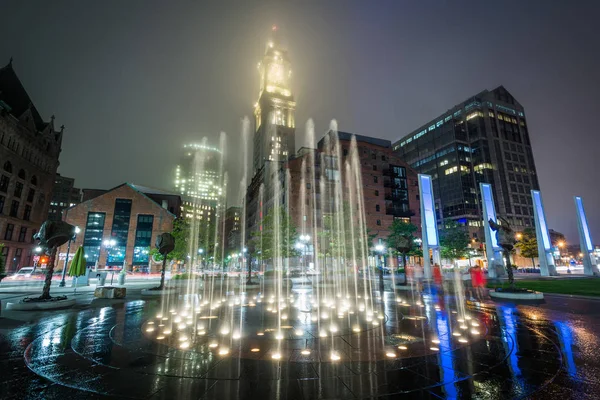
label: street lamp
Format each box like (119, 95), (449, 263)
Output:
(375, 244), (386, 293)
(59, 226), (81, 287)
(557, 241), (569, 273)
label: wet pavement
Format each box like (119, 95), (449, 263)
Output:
(1, 289), (600, 399)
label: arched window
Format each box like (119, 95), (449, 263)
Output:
(3, 161), (12, 173)
(18, 169), (26, 179)
(30, 175), (37, 186)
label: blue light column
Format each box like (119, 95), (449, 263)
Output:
(418, 174), (440, 280)
(574, 196), (599, 276)
(531, 190), (558, 276)
(479, 183), (504, 279)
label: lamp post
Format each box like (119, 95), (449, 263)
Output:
(375, 244), (385, 293)
(102, 239), (117, 284)
(558, 241), (568, 273)
(59, 226), (81, 287)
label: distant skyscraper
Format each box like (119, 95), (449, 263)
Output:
(48, 174), (80, 221)
(252, 25), (296, 175)
(174, 143), (223, 221)
(393, 86), (540, 239)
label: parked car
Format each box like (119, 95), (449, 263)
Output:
(10, 267), (43, 279)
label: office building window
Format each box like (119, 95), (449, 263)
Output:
(83, 212), (106, 266)
(5, 223), (14, 240)
(374, 190), (379, 196)
(107, 199), (132, 265)
(373, 176), (378, 184)
(372, 165), (377, 171)
(376, 220), (381, 226)
(133, 215), (154, 265)
(18, 226), (27, 242)
(27, 188), (35, 202)
(376, 205), (380, 212)
(9, 200), (19, 217)
(0, 195), (4, 214)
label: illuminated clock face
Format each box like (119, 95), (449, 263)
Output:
(267, 62), (287, 86)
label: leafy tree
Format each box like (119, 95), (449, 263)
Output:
(516, 228), (538, 268)
(150, 218), (190, 262)
(250, 206), (300, 268)
(440, 220), (470, 263)
(387, 220), (418, 269)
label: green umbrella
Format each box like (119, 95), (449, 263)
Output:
(68, 247), (86, 292)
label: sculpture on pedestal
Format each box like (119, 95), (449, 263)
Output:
(488, 217), (517, 289)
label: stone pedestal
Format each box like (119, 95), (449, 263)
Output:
(94, 286), (127, 299)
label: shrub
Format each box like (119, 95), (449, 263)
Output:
(171, 272), (195, 280)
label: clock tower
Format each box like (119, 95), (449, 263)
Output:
(252, 26), (296, 175)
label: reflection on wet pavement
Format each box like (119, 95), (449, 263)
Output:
(1, 291), (600, 399)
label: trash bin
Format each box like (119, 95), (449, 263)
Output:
(98, 272), (108, 286)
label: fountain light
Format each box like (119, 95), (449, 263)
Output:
(460, 325), (468, 330)
(319, 330), (327, 337)
(197, 330), (206, 335)
(458, 338), (468, 343)
(272, 352), (282, 360)
(232, 332), (241, 340)
(430, 347), (439, 351)
(156, 335), (165, 340)
(377, 315), (384, 320)
(330, 352), (341, 361)
(177, 323), (187, 330)
(220, 327), (230, 335)
(352, 326), (361, 332)
(432, 339), (440, 344)
(398, 345), (408, 350)
(281, 314), (288, 320)
(156, 314), (163, 319)
(257, 332), (264, 336)
(471, 329), (480, 335)
(372, 321), (379, 326)
(174, 317), (182, 323)
(295, 329), (304, 336)
(161, 317), (169, 321)
(386, 352), (396, 358)
(163, 330), (172, 335)
(330, 325), (338, 333)
(148, 321), (155, 325)
(311, 316), (318, 322)
(179, 335), (188, 342)
(457, 319), (464, 323)
(275, 332), (284, 340)
(218, 348), (229, 356)
(452, 332), (461, 337)
(180, 341), (190, 349)
(209, 342), (218, 348)
(465, 316), (472, 320)
(301, 349), (311, 355)
(251, 348), (260, 352)
(146, 327), (154, 333)
(471, 322), (480, 327)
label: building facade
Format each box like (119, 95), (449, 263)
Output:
(393, 86), (540, 239)
(48, 173), (80, 221)
(59, 183), (177, 271)
(224, 206), (242, 253)
(285, 131), (421, 246)
(0, 60), (63, 271)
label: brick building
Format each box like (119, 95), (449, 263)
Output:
(284, 130), (421, 248)
(0, 60), (63, 271)
(59, 183), (178, 271)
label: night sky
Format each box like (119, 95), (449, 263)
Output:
(1, 1), (599, 242)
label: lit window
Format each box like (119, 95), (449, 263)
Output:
(444, 166), (458, 175)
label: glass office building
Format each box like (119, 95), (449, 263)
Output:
(393, 86), (540, 239)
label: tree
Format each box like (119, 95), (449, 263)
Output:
(250, 207), (300, 269)
(150, 218), (190, 264)
(440, 220), (470, 264)
(516, 228), (538, 268)
(387, 220), (418, 269)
